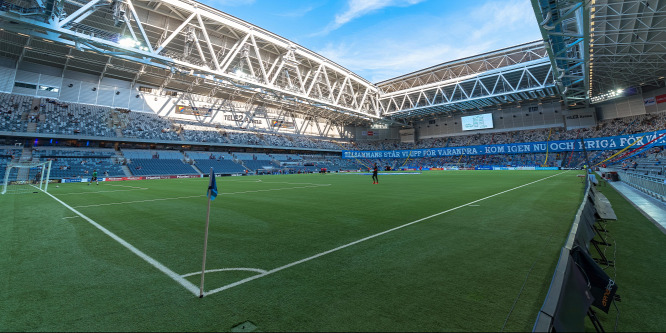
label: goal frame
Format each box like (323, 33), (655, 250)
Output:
(1, 160), (52, 194)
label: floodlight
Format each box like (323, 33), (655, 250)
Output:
(119, 38), (137, 48)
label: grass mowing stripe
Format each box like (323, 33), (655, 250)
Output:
(204, 171), (568, 296)
(42, 189), (201, 297)
(73, 184), (331, 208)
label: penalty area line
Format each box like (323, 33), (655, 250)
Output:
(205, 171), (568, 296)
(43, 190), (200, 297)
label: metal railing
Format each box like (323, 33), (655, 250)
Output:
(617, 171), (666, 202)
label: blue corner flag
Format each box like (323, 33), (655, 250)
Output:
(207, 168), (217, 200)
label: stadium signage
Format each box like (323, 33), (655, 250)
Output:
(342, 129), (666, 159)
(223, 115), (262, 124)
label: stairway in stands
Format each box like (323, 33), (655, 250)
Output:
(25, 98), (42, 132)
(113, 146), (133, 177)
(20, 147), (32, 162)
(110, 109), (124, 137)
(14, 147), (34, 179)
(120, 165), (133, 177)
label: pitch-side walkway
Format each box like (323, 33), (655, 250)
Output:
(606, 180), (666, 233)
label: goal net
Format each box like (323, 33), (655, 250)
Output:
(1, 160), (52, 195)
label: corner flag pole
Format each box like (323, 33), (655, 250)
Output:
(200, 167), (217, 298)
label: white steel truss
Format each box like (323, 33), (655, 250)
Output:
(0, 0), (381, 126)
(377, 42), (557, 120)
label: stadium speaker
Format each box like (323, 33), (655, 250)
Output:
(116, 91), (120, 95)
(500, 117), (503, 119)
(92, 87), (97, 91)
(136, 95), (140, 98)
(68, 83), (73, 88)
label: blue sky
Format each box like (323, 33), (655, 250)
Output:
(198, 0), (542, 83)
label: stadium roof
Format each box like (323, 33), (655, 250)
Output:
(532, 0), (666, 108)
(0, 0), (664, 126)
(375, 41), (558, 121)
(0, 0), (382, 127)
(588, 0), (666, 95)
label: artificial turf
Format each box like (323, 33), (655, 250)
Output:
(0, 170), (661, 331)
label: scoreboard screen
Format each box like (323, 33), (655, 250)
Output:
(461, 113), (493, 131)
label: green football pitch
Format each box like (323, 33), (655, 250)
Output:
(1, 170), (663, 332)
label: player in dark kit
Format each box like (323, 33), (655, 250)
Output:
(89, 169), (99, 185)
(372, 163), (379, 184)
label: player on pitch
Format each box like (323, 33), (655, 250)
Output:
(89, 169), (99, 185)
(372, 163), (379, 184)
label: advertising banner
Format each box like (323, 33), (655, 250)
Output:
(342, 130), (666, 159)
(656, 94), (666, 104)
(69, 175), (202, 182)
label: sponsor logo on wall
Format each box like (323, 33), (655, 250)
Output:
(646, 94), (666, 106)
(271, 120), (295, 129)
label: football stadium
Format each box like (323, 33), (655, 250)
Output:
(1, 0), (666, 332)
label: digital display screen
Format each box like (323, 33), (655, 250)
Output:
(461, 113), (494, 131)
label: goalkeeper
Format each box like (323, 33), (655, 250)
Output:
(89, 169), (99, 186)
(33, 170), (41, 184)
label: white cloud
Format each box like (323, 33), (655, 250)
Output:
(468, 1), (538, 41)
(335, 0), (425, 27)
(201, 0), (256, 7)
(316, 0), (541, 82)
(319, 41), (492, 83)
(314, 0), (425, 36)
(276, 5), (317, 18)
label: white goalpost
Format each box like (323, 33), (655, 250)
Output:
(1, 160), (52, 194)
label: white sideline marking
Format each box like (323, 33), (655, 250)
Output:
(204, 171), (568, 296)
(56, 188), (149, 196)
(181, 267), (268, 278)
(42, 190), (200, 297)
(73, 184), (331, 208)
